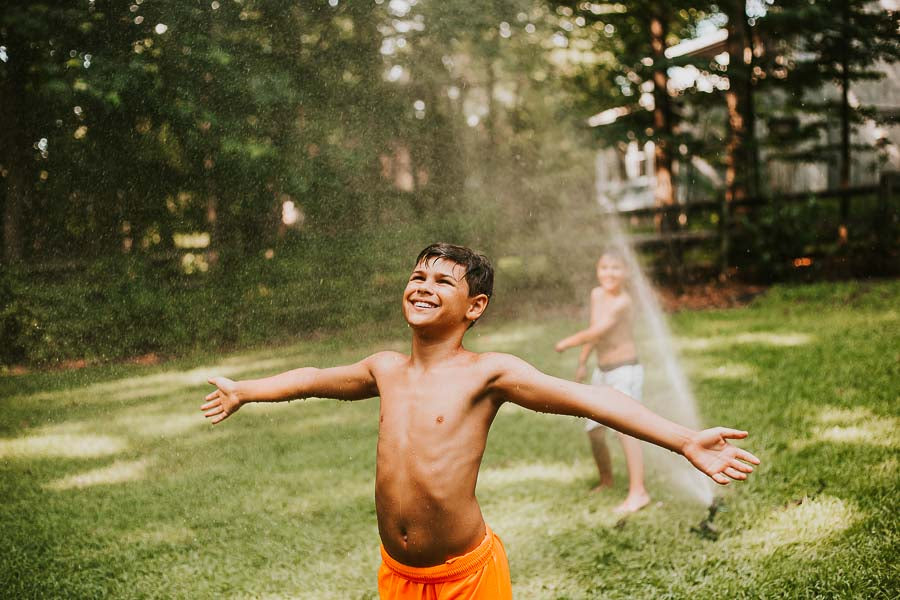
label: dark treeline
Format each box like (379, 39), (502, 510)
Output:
(1, 1), (897, 365)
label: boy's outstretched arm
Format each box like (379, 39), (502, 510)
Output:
(201, 353), (384, 425)
(555, 299), (625, 352)
(487, 354), (760, 484)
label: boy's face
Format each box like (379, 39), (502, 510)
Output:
(596, 255), (626, 292)
(403, 257), (487, 330)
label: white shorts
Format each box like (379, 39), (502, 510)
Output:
(585, 363), (644, 432)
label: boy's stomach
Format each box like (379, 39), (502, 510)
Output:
(374, 466), (486, 567)
(594, 342), (638, 370)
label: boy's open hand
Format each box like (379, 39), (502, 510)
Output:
(682, 428), (760, 485)
(201, 376), (242, 425)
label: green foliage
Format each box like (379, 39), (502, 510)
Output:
(0, 270), (42, 365)
(760, 0), (900, 168)
(732, 197), (831, 281)
(731, 193), (899, 282)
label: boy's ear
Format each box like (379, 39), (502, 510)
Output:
(465, 294), (490, 323)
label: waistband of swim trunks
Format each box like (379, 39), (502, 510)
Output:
(379, 526), (495, 583)
(597, 358), (640, 372)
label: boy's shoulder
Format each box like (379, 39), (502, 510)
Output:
(366, 350), (408, 369)
(590, 287), (631, 307)
(469, 351), (533, 378)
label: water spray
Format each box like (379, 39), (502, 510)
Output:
(594, 154), (714, 507)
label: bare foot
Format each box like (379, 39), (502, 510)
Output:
(613, 492), (650, 514)
(590, 481), (614, 493)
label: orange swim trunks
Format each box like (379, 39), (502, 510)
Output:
(377, 526), (512, 599)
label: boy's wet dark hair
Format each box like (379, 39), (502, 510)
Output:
(599, 246), (626, 265)
(415, 243), (494, 300)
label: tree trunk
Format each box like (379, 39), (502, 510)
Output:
(650, 15), (674, 211)
(485, 58), (498, 158)
(206, 181), (220, 269)
(722, 0), (755, 277)
(723, 0), (753, 205)
(0, 57), (29, 265)
(838, 0), (851, 243)
(649, 11), (682, 287)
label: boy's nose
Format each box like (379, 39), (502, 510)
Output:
(413, 281), (433, 294)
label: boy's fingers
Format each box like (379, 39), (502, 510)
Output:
(731, 459), (754, 473)
(711, 473), (730, 485)
(205, 390), (219, 402)
(724, 467), (747, 480)
(736, 449), (761, 465)
(717, 428), (748, 440)
(200, 399), (219, 410)
(204, 406), (224, 417)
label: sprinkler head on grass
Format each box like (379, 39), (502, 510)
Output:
(690, 497), (723, 541)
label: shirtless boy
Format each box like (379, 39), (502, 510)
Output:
(555, 249), (649, 513)
(201, 243), (760, 599)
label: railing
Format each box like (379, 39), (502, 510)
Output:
(604, 172), (897, 279)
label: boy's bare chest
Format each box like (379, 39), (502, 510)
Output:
(376, 368), (489, 427)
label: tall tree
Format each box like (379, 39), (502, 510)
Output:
(764, 0), (899, 240)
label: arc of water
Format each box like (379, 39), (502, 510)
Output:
(595, 154), (714, 506)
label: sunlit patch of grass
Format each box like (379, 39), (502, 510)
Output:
(0, 432), (126, 459)
(478, 461), (586, 488)
(687, 359), (758, 380)
(469, 322), (551, 352)
(791, 406), (900, 449)
(813, 421), (898, 447)
(733, 495), (858, 557)
(8, 352), (316, 408)
(114, 410), (207, 438)
(678, 331), (814, 351)
(44, 458), (152, 491)
(284, 407), (370, 432)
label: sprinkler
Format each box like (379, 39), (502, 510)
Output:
(691, 497), (723, 541)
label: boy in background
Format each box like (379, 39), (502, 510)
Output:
(555, 249), (649, 513)
(202, 243), (759, 599)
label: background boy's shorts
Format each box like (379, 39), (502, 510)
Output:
(377, 525), (512, 599)
(585, 363), (644, 432)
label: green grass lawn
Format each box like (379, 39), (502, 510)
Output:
(2, 280), (898, 599)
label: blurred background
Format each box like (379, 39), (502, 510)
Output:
(2, 0), (898, 368)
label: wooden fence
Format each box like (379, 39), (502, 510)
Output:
(608, 171), (897, 280)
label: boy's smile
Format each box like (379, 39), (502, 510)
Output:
(597, 256), (626, 293)
(403, 258), (475, 328)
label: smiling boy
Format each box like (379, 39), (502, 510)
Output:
(555, 249), (650, 513)
(201, 243), (760, 599)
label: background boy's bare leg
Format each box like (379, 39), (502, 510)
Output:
(587, 427), (614, 491)
(615, 432), (650, 513)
